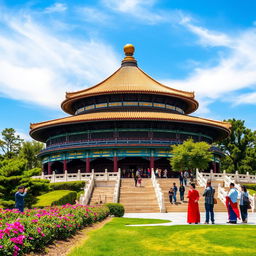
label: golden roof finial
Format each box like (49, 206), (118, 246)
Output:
(122, 43), (137, 66)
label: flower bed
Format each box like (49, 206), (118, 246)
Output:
(0, 204), (109, 256)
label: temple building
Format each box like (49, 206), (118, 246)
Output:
(30, 44), (231, 174)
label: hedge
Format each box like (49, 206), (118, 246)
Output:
(0, 205), (109, 255)
(244, 184), (256, 192)
(49, 181), (85, 192)
(105, 203), (125, 217)
(33, 190), (77, 208)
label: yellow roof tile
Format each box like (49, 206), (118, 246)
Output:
(61, 66), (198, 115)
(30, 111), (231, 132)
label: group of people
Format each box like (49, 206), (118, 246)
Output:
(122, 168), (151, 178)
(168, 183), (186, 203)
(187, 181), (250, 224)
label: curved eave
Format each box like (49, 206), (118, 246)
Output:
(61, 66), (197, 115)
(30, 112), (231, 142)
(61, 92), (199, 115)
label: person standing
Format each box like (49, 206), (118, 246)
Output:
(187, 183), (200, 224)
(173, 183), (178, 203)
(240, 185), (249, 223)
(134, 171), (138, 187)
(179, 171), (184, 185)
(137, 175), (142, 187)
(15, 186), (28, 213)
(163, 169), (168, 178)
(184, 171), (189, 186)
(226, 183), (240, 224)
(155, 168), (159, 178)
(179, 184), (185, 202)
(168, 188), (174, 204)
(203, 180), (215, 224)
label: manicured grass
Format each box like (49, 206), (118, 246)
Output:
(33, 190), (77, 208)
(68, 218), (256, 256)
(248, 188), (256, 195)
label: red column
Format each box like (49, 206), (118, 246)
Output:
(213, 162), (217, 173)
(150, 156), (154, 170)
(113, 156), (118, 172)
(47, 162), (52, 175)
(86, 158), (90, 173)
(63, 160), (67, 173)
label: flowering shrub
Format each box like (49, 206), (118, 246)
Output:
(0, 204), (109, 255)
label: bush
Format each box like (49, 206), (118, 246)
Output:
(105, 203), (125, 217)
(244, 184), (256, 191)
(77, 190), (84, 201)
(0, 204), (109, 255)
(0, 200), (15, 209)
(49, 181), (85, 192)
(33, 190), (77, 208)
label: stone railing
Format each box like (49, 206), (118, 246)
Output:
(200, 170), (256, 184)
(196, 169), (207, 187)
(248, 193), (256, 213)
(217, 184), (227, 205)
(80, 172), (95, 205)
(151, 169), (166, 213)
(32, 170), (119, 183)
(113, 169), (121, 203)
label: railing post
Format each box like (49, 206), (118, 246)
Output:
(246, 171), (250, 183)
(105, 169), (108, 181)
(41, 172), (45, 179)
(64, 170), (68, 182)
(210, 169), (213, 180)
(52, 171), (56, 183)
(235, 171), (239, 183)
(78, 169), (81, 181)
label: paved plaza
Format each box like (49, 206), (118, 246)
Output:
(124, 212), (256, 226)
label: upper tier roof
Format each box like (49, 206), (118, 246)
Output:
(30, 111), (231, 141)
(61, 44), (198, 115)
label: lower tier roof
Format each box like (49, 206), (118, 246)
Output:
(30, 111), (231, 142)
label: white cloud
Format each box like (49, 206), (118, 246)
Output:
(77, 7), (110, 24)
(163, 22), (256, 114)
(0, 12), (120, 109)
(44, 3), (67, 14)
(101, 0), (166, 24)
(181, 19), (232, 47)
(16, 130), (32, 141)
(232, 92), (256, 105)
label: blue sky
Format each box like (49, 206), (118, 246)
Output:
(0, 0), (256, 140)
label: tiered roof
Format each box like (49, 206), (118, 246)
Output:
(61, 44), (198, 115)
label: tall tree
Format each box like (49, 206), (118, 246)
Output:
(170, 139), (213, 172)
(19, 141), (44, 169)
(218, 119), (256, 173)
(0, 128), (23, 158)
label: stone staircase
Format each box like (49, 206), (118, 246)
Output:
(89, 181), (115, 205)
(119, 178), (159, 213)
(159, 178), (227, 212)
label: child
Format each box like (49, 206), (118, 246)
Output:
(179, 184), (185, 202)
(169, 188), (174, 204)
(138, 175), (142, 187)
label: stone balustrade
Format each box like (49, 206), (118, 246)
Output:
(151, 169), (166, 213)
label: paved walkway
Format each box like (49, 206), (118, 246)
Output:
(124, 212), (256, 226)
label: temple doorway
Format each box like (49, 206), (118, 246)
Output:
(90, 158), (113, 172)
(67, 159), (85, 173)
(51, 161), (64, 174)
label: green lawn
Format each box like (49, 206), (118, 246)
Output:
(248, 188), (256, 195)
(68, 218), (256, 256)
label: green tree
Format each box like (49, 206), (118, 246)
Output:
(218, 119), (256, 173)
(19, 141), (44, 169)
(170, 139), (213, 172)
(0, 128), (23, 158)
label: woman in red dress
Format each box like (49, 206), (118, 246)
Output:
(187, 183), (200, 224)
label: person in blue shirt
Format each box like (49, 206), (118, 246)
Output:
(15, 186), (27, 212)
